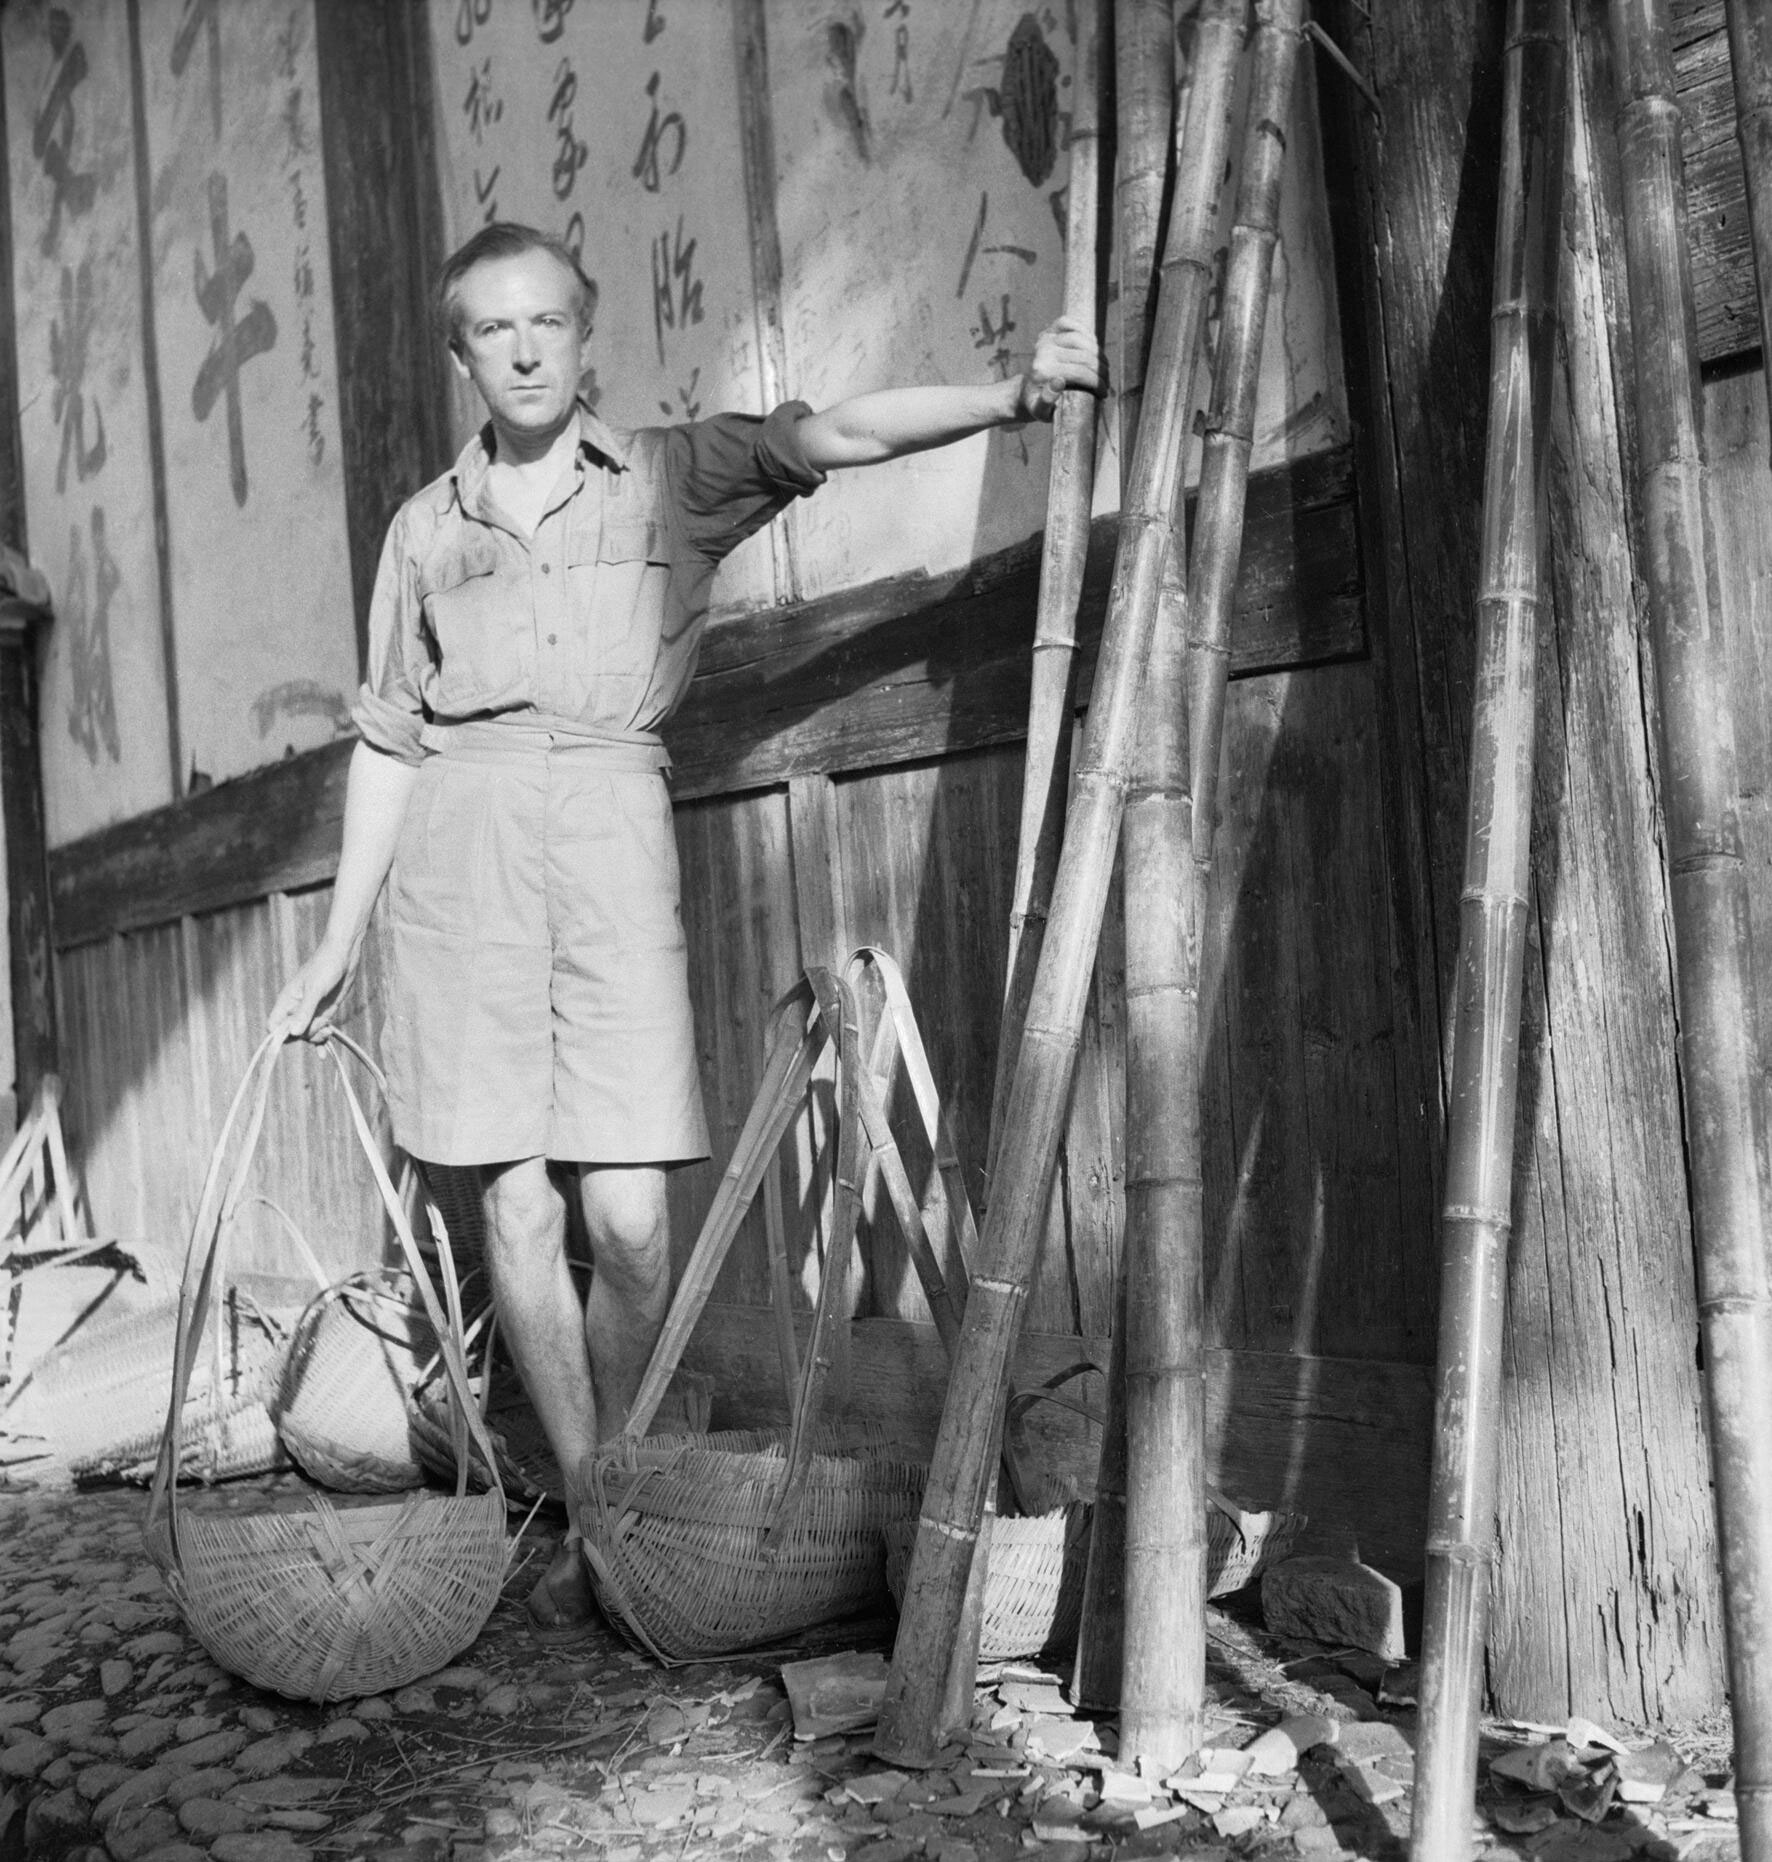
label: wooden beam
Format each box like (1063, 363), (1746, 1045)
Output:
(680, 1301), (1433, 1579)
(314, 0), (452, 667)
(0, 40), (55, 1113)
(46, 448), (1363, 950)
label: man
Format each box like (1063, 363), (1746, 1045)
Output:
(270, 222), (1101, 1625)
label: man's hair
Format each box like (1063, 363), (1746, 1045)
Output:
(434, 222), (598, 348)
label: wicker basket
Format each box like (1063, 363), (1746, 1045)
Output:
(885, 1502), (1090, 1660)
(579, 968), (937, 1663)
(583, 1425), (924, 1663)
(273, 1269), (439, 1493)
(144, 1032), (513, 1702)
(882, 1491), (1303, 1660)
(32, 1260), (319, 1485)
(407, 1361), (716, 1505)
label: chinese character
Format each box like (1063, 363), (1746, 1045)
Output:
(643, 0), (666, 42)
(305, 391), (325, 466)
(32, 10), (97, 259)
(64, 506), (121, 766)
(548, 59), (587, 200)
(632, 71), (685, 193)
(649, 215), (703, 367)
(956, 191), (1037, 299)
(273, 9), (300, 84)
(464, 58), (503, 143)
(971, 294), (1017, 375)
(658, 366), (701, 421)
(533, 0), (574, 44)
(475, 165), (501, 222)
(288, 169), (308, 232)
(192, 172), (278, 508)
(455, 0), (492, 47)
(49, 260), (107, 494)
(171, 0), (224, 141)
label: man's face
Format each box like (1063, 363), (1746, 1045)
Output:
(449, 249), (588, 445)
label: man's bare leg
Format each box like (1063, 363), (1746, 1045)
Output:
(482, 1159), (673, 1627)
(576, 1164), (673, 1439)
(483, 1157), (601, 1626)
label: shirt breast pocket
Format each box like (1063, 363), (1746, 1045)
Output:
(569, 517), (672, 681)
(423, 549), (530, 713)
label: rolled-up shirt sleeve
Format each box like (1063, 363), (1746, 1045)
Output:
(662, 400), (827, 564)
(350, 507), (429, 765)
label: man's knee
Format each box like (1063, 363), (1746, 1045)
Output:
(483, 1157), (565, 1256)
(579, 1166), (671, 1311)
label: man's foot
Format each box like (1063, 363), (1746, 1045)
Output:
(526, 1537), (595, 1629)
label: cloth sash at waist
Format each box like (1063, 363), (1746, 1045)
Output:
(419, 714), (672, 774)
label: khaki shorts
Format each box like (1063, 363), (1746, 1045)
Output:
(380, 722), (709, 1166)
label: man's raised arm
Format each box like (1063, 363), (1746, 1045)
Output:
(794, 315), (1102, 470)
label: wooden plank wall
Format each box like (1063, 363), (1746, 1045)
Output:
(1319, 0), (1730, 1726)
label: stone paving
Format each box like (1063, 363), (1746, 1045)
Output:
(0, 1476), (1746, 1862)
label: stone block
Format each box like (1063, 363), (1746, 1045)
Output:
(1260, 1557), (1406, 1662)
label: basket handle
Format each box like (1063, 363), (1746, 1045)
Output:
(619, 976), (830, 1442)
(147, 1033), (504, 1564)
(764, 965), (873, 1544)
(320, 1034), (503, 1505)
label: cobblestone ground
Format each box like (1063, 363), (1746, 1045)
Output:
(0, 1477), (1745, 1862)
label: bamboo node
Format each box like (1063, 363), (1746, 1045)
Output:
(1423, 1537), (1490, 1567)
(1442, 1202), (1513, 1230)
(916, 1513), (978, 1546)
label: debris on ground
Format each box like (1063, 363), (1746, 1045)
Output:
(0, 1475), (1745, 1861)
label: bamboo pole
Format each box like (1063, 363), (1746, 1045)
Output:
(1406, 3), (1567, 1854)
(1118, 526), (1206, 1766)
(1608, 1), (1772, 1852)
(1186, 0), (1304, 872)
(988, 0), (1107, 1188)
(1070, 0), (1175, 1715)
(1116, 0), (1302, 1771)
(872, 0), (1245, 1771)
(1725, 0), (1772, 460)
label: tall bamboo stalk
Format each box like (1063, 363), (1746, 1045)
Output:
(1407, 3), (1567, 1854)
(1610, 1), (1772, 1852)
(1117, 0), (1301, 1771)
(1118, 523), (1205, 1766)
(872, 0), (1245, 1771)
(988, 0), (1107, 1188)
(1071, 0), (1175, 1716)
(1725, 0), (1772, 460)
(1187, 0), (1304, 871)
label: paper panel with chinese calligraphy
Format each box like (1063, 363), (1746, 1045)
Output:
(4, 0), (173, 845)
(427, 0), (777, 609)
(136, 0), (356, 791)
(764, 0), (1349, 595)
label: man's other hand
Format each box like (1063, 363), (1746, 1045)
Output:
(1016, 315), (1105, 422)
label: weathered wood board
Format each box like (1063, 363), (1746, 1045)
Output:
(4, 0), (174, 844)
(683, 1305), (1433, 1578)
(1323, 0), (1725, 1724)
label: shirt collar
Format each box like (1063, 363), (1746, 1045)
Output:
(450, 398), (630, 510)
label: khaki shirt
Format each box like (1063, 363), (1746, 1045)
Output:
(352, 400), (825, 762)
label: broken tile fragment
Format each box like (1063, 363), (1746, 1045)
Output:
(1615, 1739), (1687, 1804)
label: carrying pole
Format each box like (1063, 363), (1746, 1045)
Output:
(1071, 0), (1176, 1715)
(1406, 2), (1567, 1854)
(1724, 0), (1772, 462)
(871, 0), (1246, 1771)
(1609, 1), (1772, 1853)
